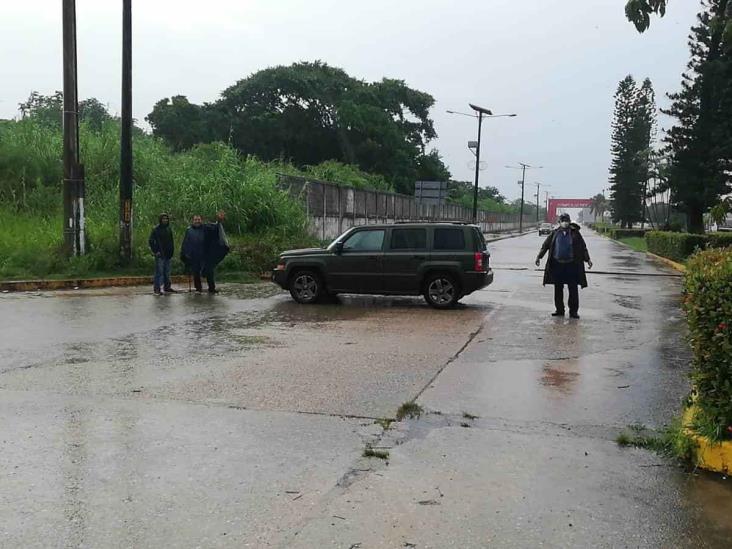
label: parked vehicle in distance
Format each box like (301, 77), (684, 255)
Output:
(539, 223), (553, 236)
(272, 223), (493, 308)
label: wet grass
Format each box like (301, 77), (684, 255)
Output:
(616, 420), (695, 462)
(363, 445), (390, 460)
(617, 237), (648, 252)
(396, 401), (423, 421)
(375, 418), (393, 430)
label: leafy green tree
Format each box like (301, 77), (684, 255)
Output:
(19, 91), (64, 128)
(149, 62), (446, 194)
(416, 150), (451, 182)
(662, 0), (732, 233)
(626, 0), (669, 32)
(78, 98), (113, 131)
(590, 193), (609, 221)
(146, 95), (224, 152)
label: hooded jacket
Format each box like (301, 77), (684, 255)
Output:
(537, 223), (591, 288)
(148, 214), (175, 259)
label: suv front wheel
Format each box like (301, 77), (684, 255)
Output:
(423, 273), (460, 309)
(289, 270), (323, 304)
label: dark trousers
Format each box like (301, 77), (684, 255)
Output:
(554, 283), (579, 314)
(193, 266), (215, 292)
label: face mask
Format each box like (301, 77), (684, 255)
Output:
(560, 222), (570, 229)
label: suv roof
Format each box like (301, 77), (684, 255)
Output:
(354, 221), (480, 228)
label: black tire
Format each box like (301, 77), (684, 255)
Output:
(288, 270), (322, 304)
(423, 273), (460, 309)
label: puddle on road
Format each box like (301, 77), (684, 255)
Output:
(540, 360), (581, 394)
(612, 293), (643, 311)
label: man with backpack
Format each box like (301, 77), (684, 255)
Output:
(535, 213), (593, 319)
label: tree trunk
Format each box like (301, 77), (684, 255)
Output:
(687, 207), (705, 234)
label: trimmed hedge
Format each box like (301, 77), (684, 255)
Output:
(707, 232), (732, 249)
(684, 248), (732, 439)
(646, 231), (732, 262)
(646, 232), (708, 262)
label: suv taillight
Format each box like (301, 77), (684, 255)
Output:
(474, 252), (484, 272)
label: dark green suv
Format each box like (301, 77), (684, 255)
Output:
(272, 223), (493, 308)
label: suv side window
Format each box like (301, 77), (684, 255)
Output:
(433, 228), (466, 250)
(343, 229), (385, 251)
(472, 228), (487, 251)
(391, 228), (427, 250)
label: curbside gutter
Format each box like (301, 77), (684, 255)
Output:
(646, 251), (686, 273)
(683, 406), (732, 475)
(0, 275), (190, 293)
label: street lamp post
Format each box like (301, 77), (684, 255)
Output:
(446, 108), (516, 224)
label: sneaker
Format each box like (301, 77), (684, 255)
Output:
(153, 290), (162, 296)
(569, 313), (580, 319)
(551, 311), (565, 317)
(164, 288), (179, 293)
(208, 289), (219, 294)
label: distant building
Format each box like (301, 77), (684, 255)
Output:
(415, 180), (448, 207)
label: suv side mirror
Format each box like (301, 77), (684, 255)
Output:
(334, 242), (344, 255)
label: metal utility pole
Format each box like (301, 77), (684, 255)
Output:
(506, 163), (542, 233)
(534, 182), (551, 223)
(119, 0), (133, 263)
(446, 108), (516, 224)
(62, 0), (85, 256)
(544, 191), (550, 221)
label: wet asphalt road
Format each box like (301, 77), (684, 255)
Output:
(1, 230), (731, 548)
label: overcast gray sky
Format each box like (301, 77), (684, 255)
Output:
(0, 0), (700, 202)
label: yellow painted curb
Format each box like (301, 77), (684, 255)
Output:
(0, 275), (189, 293)
(646, 251), (687, 273)
(683, 406), (732, 474)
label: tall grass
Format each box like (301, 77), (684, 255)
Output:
(0, 117), (345, 279)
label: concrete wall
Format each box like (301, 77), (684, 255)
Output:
(279, 175), (537, 240)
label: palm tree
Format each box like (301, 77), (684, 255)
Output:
(590, 193), (608, 222)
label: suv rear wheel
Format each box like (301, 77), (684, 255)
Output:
(423, 273), (460, 309)
(289, 270), (322, 304)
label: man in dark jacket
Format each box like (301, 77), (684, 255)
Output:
(180, 215), (207, 292)
(535, 213), (593, 319)
(202, 210), (230, 294)
(148, 213), (177, 295)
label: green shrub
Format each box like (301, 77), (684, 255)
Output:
(646, 231), (708, 262)
(684, 248), (732, 440)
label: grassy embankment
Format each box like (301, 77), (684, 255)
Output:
(0, 118), (387, 281)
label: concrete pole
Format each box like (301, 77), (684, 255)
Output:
(62, 0), (85, 256)
(119, 0), (133, 263)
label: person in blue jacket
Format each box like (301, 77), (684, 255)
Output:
(180, 214), (207, 292)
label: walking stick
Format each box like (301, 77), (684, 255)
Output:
(188, 273), (192, 293)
